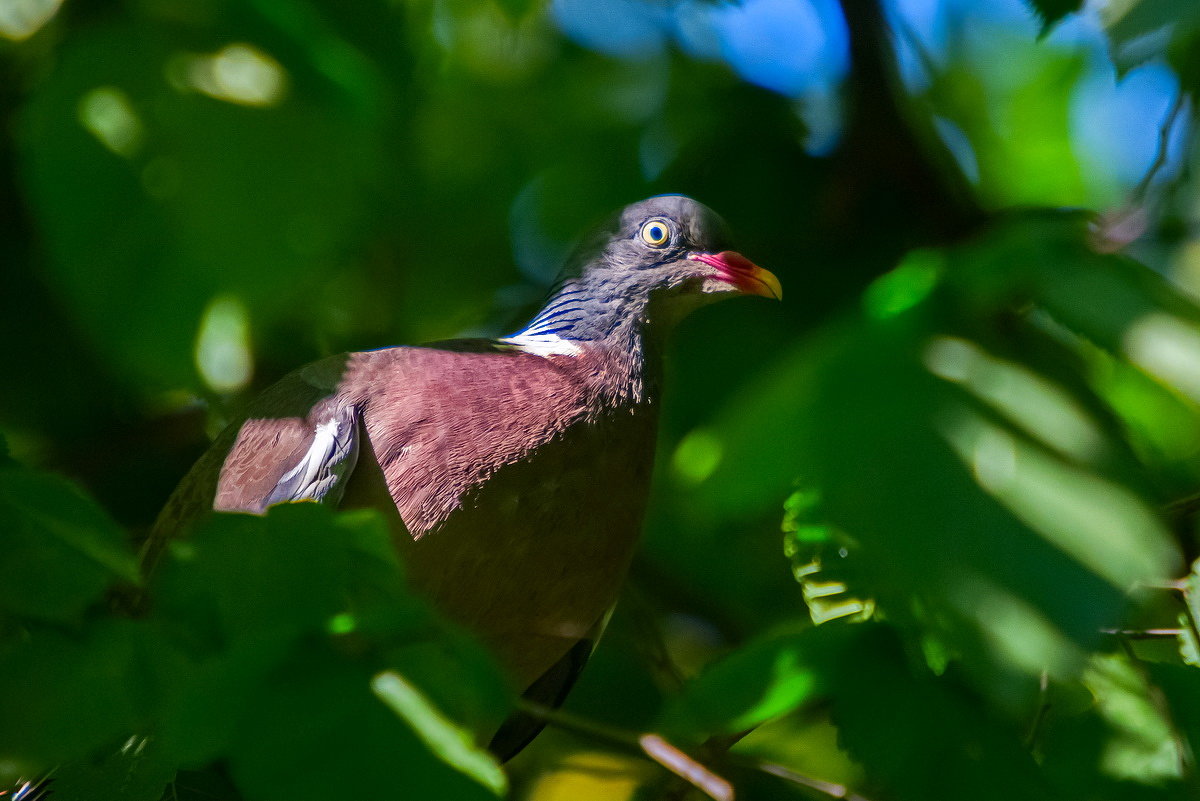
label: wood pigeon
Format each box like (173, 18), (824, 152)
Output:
(145, 194), (781, 759)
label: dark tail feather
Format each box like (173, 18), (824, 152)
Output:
(488, 636), (594, 763)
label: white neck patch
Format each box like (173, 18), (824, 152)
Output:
(499, 333), (584, 357)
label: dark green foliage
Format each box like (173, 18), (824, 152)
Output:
(0, 466), (140, 623)
(0, 502), (509, 800)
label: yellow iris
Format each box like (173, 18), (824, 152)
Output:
(640, 219), (670, 247)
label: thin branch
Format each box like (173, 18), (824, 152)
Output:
(515, 700), (641, 749)
(518, 700), (878, 801)
(1132, 89), (1188, 205)
(746, 760), (874, 801)
(1100, 628), (1185, 640)
(659, 728), (762, 801)
(1140, 579), (1190, 593)
(640, 735), (734, 801)
(516, 701), (734, 801)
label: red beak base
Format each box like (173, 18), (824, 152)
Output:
(688, 251), (783, 300)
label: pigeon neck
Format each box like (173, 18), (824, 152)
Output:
(504, 278), (661, 404)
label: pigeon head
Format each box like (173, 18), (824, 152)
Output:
(510, 195), (781, 349)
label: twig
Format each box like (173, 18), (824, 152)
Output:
(1100, 628), (1185, 640)
(1140, 579), (1190, 593)
(516, 701), (734, 801)
(747, 760), (874, 801)
(640, 735), (734, 801)
(518, 700), (878, 801)
(515, 700), (640, 749)
(1131, 89), (1188, 205)
(658, 727), (762, 801)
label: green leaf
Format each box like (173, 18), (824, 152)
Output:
(1104, 0), (1200, 77)
(1084, 655), (1182, 784)
(830, 626), (1054, 801)
(49, 736), (175, 801)
(491, 0), (538, 23)
(1146, 662), (1200, 761)
(153, 504), (412, 647)
(149, 504), (435, 765)
(0, 467), (140, 623)
(0, 621), (145, 769)
(1176, 560), (1200, 667)
(662, 627), (841, 738)
(1106, 0), (1200, 50)
(371, 671), (507, 796)
(146, 502), (510, 797)
(227, 649), (498, 801)
(690, 218), (1181, 697)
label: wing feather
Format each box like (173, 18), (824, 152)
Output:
(143, 353), (358, 571)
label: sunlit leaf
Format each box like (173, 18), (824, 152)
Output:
(1085, 654), (1183, 784)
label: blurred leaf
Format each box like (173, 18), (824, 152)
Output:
(1176, 561), (1200, 667)
(830, 626), (1054, 801)
(228, 647), (497, 801)
(49, 736), (175, 801)
(1025, 0), (1085, 34)
(0, 465), (140, 623)
(661, 627), (841, 739)
(144, 502), (511, 798)
(1168, 25), (1200, 96)
(153, 504), (421, 647)
(150, 504), (429, 764)
(0, 621), (145, 769)
(927, 55), (1089, 207)
(1104, 0), (1200, 82)
(1084, 654), (1182, 784)
(1147, 662), (1200, 759)
(689, 217), (1181, 696)
(1106, 0), (1200, 50)
(492, 0), (538, 23)
(371, 670), (507, 796)
(17, 21), (386, 390)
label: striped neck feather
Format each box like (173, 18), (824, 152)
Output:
(501, 278), (646, 362)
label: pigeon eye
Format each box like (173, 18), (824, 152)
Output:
(640, 220), (671, 247)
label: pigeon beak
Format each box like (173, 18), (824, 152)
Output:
(689, 251), (783, 300)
